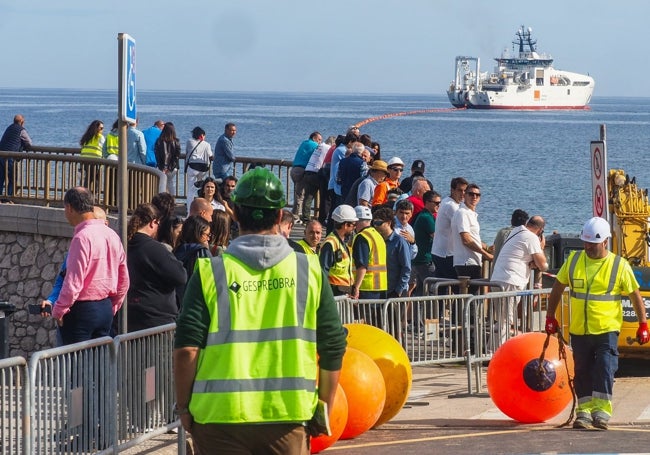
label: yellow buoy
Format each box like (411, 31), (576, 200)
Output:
(344, 323), (413, 427)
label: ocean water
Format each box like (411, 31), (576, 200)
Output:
(2, 88), (650, 242)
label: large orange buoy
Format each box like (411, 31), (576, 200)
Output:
(310, 384), (348, 454)
(338, 347), (386, 439)
(344, 323), (412, 427)
(487, 332), (574, 423)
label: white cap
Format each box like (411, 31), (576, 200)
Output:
(580, 217), (611, 243)
(354, 205), (373, 221)
(387, 157), (404, 167)
(331, 204), (358, 223)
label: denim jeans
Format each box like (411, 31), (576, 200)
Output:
(59, 298), (113, 345)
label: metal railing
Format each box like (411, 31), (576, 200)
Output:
(0, 356), (27, 455)
(0, 147), (318, 216)
(0, 150), (161, 212)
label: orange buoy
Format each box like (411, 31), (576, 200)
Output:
(344, 323), (412, 427)
(310, 384), (348, 453)
(487, 332), (574, 423)
(338, 347), (386, 439)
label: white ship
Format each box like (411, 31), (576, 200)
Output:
(447, 26), (595, 109)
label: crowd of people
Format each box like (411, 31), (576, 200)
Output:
(15, 114), (649, 439)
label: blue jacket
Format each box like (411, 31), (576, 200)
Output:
(142, 126), (162, 167)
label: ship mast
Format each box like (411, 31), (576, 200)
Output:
(514, 26), (536, 54)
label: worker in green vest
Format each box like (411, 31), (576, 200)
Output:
(173, 167), (347, 454)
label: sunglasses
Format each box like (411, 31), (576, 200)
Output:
(466, 192), (481, 197)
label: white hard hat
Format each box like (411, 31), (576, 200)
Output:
(580, 217), (611, 243)
(354, 205), (373, 221)
(387, 157), (404, 167)
(331, 204), (358, 223)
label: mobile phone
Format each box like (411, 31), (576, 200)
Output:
(28, 304), (51, 315)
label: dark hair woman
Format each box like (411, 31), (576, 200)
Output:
(154, 122), (182, 194)
(79, 119), (105, 191)
(174, 215), (212, 305)
(126, 203), (186, 331)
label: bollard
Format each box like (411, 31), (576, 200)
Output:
(0, 301), (16, 359)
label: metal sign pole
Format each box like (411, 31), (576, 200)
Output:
(117, 32), (136, 334)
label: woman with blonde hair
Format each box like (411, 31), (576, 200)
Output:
(210, 210), (231, 256)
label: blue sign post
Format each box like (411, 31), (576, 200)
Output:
(120, 34), (137, 123)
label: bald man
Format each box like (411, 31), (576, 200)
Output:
(0, 114), (32, 196)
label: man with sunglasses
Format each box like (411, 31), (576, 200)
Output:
(412, 190), (442, 297)
(451, 183), (493, 284)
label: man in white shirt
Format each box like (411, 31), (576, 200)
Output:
(490, 215), (548, 345)
(451, 183), (493, 284)
(431, 177), (468, 279)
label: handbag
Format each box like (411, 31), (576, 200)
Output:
(184, 140), (205, 173)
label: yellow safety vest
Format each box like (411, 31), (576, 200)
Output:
(189, 252), (321, 424)
(322, 233), (352, 287)
(105, 131), (119, 156)
(353, 227), (388, 291)
(297, 239), (317, 255)
(564, 250), (630, 335)
(80, 134), (103, 158)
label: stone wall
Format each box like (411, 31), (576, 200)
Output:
(0, 204), (119, 358)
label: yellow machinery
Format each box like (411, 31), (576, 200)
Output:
(546, 169), (650, 356)
(607, 169), (650, 356)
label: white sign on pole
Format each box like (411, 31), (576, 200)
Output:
(590, 140), (608, 220)
(120, 34), (137, 123)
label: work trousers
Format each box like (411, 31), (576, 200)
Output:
(571, 331), (619, 420)
(191, 422), (308, 455)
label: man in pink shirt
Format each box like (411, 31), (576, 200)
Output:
(49, 187), (129, 344)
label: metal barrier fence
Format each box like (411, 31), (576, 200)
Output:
(2, 291), (572, 453)
(0, 356), (27, 455)
(1, 325), (186, 455)
(27, 336), (116, 454)
(113, 324), (183, 452)
(461, 288), (569, 396)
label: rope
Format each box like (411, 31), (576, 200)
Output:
(352, 107), (466, 128)
(537, 330), (576, 428)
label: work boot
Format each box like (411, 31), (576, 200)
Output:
(593, 417), (609, 430)
(572, 416), (593, 429)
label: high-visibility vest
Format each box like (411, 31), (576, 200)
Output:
(565, 250), (627, 335)
(297, 239), (317, 255)
(80, 134), (103, 158)
(322, 233), (352, 287)
(189, 252), (321, 424)
(105, 131), (119, 157)
(353, 227), (388, 291)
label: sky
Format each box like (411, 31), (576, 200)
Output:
(1, 0), (647, 97)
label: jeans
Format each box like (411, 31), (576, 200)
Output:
(59, 298), (114, 345)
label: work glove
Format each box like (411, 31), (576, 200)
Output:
(545, 316), (559, 335)
(637, 322), (649, 345)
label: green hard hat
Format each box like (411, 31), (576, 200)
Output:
(231, 167), (286, 209)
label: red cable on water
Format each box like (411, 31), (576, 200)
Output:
(352, 107), (466, 128)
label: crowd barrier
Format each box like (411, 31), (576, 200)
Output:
(2, 291), (569, 454)
(0, 324), (185, 455)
